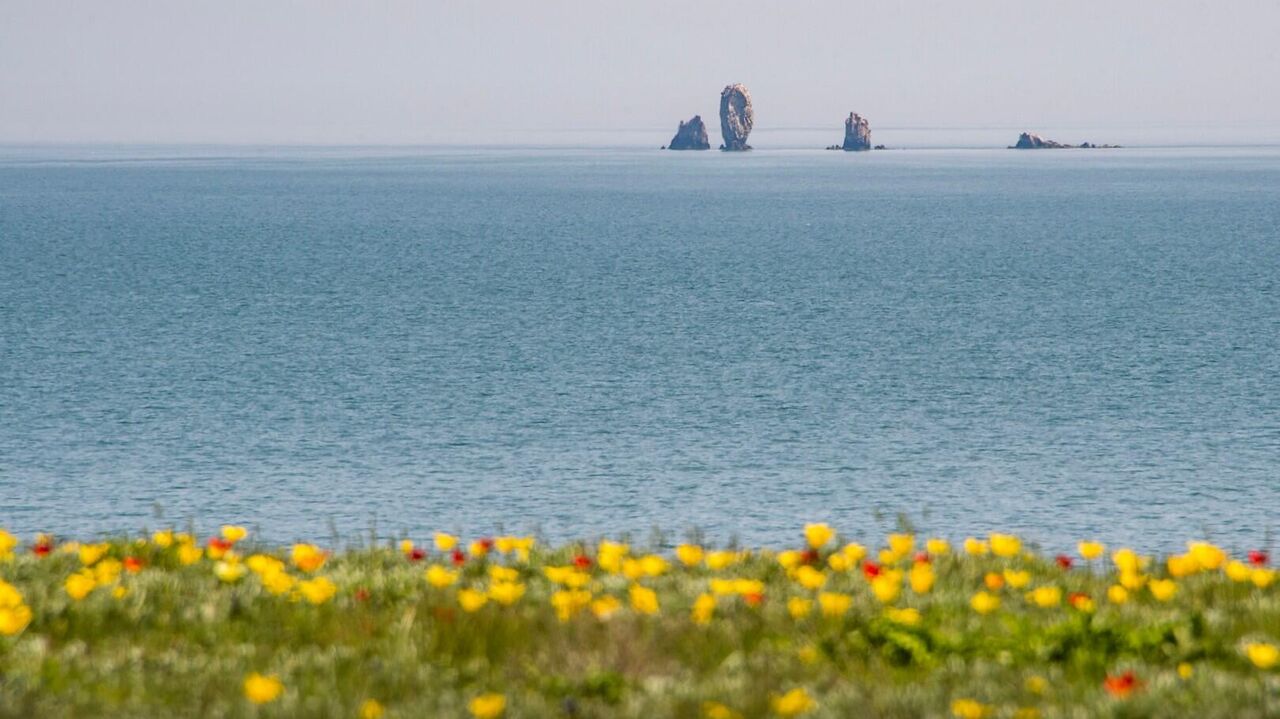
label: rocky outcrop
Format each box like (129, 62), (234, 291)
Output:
(719, 84), (754, 151)
(666, 115), (710, 150)
(842, 112), (871, 151)
(1011, 132), (1120, 149)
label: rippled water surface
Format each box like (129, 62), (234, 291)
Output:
(2, 146), (1278, 551)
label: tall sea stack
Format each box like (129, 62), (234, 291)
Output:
(719, 84), (754, 151)
(666, 115), (710, 150)
(842, 112), (871, 151)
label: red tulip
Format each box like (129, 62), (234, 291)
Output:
(573, 554), (593, 570)
(1104, 671), (1141, 698)
(450, 549), (466, 566)
(478, 538), (495, 552)
(207, 537), (233, 552)
(1055, 555), (1073, 570)
(33, 542), (53, 558)
(913, 552), (931, 564)
(408, 548), (426, 562)
(123, 556), (145, 573)
(800, 549), (820, 565)
(743, 592), (764, 607)
(862, 561), (881, 579)
(1249, 550), (1269, 567)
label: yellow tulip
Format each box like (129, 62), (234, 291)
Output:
(550, 589), (592, 622)
(1245, 642), (1279, 669)
(926, 538), (951, 555)
(0, 604), (32, 636)
(804, 523), (835, 550)
(220, 525), (248, 542)
(964, 537), (989, 556)
(297, 577), (337, 605)
(1148, 578), (1177, 602)
(1077, 541), (1105, 560)
(1107, 585), (1129, 604)
(817, 592), (852, 617)
(590, 595), (621, 620)
(787, 597), (813, 619)
(793, 566), (827, 590)
(1027, 586), (1061, 608)
(970, 591), (1000, 615)
(909, 563), (935, 594)
(433, 532), (458, 551)
(214, 561), (247, 583)
(629, 584), (659, 615)
(458, 589), (488, 612)
(488, 581), (525, 606)
(989, 534), (1021, 558)
(676, 544), (704, 567)
(359, 699), (385, 719)
(871, 572), (902, 603)
(777, 550), (804, 570)
(78, 543), (109, 567)
(65, 571), (96, 600)
(243, 673), (283, 704)
(1225, 560), (1252, 582)
(705, 550), (740, 570)
(1187, 542), (1226, 571)
(885, 607), (921, 626)
(691, 593), (716, 625)
(178, 544), (203, 566)
(887, 533), (915, 559)
(951, 698), (991, 719)
(771, 687), (816, 716)
(841, 543), (868, 563)
(290, 543), (327, 572)
(1112, 548), (1140, 574)
(425, 565), (458, 588)
(1252, 568), (1276, 589)
(1002, 569), (1031, 589)
(468, 692), (506, 719)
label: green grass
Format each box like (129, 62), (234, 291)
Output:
(0, 527), (1277, 718)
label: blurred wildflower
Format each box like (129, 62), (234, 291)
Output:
(771, 687), (816, 716)
(950, 698), (991, 718)
(804, 524), (834, 550)
(970, 591), (1000, 615)
(1245, 642), (1279, 669)
(468, 693), (505, 719)
(243, 673), (283, 704)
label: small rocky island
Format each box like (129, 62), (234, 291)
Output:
(664, 115), (710, 150)
(1011, 132), (1120, 149)
(841, 112), (872, 151)
(825, 112), (887, 150)
(719, 84), (754, 151)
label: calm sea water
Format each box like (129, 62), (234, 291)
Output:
(2, 145), (1278, 552)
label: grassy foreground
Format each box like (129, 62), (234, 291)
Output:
(0, 526), (1278, 718)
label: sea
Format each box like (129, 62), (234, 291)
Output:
(2, 128), (1278, 553)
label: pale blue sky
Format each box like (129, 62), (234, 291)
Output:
(1, 0), (1277, 144)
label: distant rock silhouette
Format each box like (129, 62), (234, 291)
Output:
(842, 112), (872, 151)
(666, 115), (710, 150)
(1011, 132), (1120, 149)
(719, 84), (754, 151)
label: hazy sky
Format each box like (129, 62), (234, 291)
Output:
(2, 0), (1277, 144)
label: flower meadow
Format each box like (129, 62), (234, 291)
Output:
(0, 525), (1277, 718)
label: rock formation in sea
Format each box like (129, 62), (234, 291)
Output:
(1011, 132), (1120, 149)
(842, 112), (871, 151)
(666, 115), (711, 150)
(718, 84), (754, 151)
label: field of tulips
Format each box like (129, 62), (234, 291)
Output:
(0, 524), (1277, 718)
